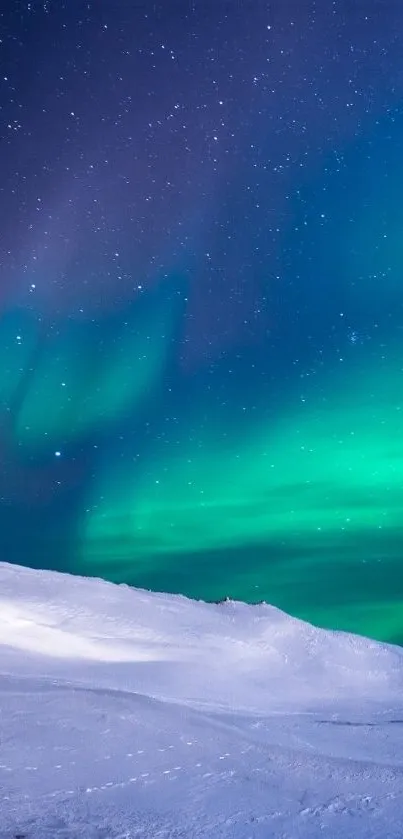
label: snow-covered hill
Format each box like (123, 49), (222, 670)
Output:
(1, 562), (403, 838)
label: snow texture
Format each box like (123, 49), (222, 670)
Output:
(0, 561), (403, 838)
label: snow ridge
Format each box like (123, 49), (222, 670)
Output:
(1, 562), (403, 838)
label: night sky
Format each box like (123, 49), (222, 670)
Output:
(1, 1), (403, 644)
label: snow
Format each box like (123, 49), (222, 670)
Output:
(0, 562), (403, 838)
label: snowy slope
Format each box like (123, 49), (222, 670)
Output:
(0, 562), (403, 838)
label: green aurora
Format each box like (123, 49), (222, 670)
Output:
(76, 346), (403, 642)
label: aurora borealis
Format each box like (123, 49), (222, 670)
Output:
(1, 2), (403, 643)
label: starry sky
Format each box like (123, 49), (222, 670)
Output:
(1, 0), (403, 644)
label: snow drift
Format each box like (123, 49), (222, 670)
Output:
(1, 562), (403, 838)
